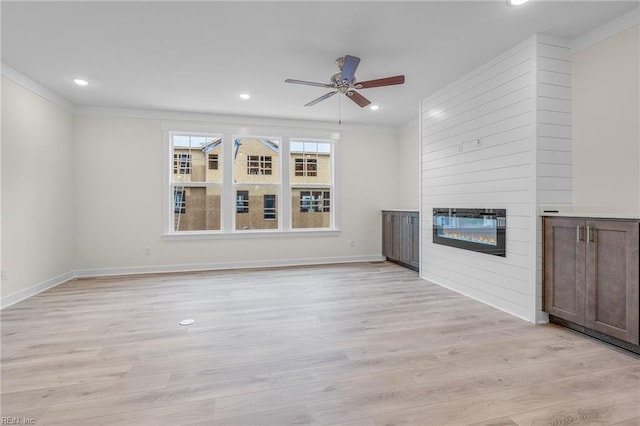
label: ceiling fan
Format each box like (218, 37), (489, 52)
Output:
(285, 55), (405, 108)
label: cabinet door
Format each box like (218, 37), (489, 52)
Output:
(544, 217), (586, 325)
(585, 220), (639, 344)
(400, 213), (412, 265)
(382, 212), (401, 261)
(382, 212), (393, 258)
(409, 212), (420, 269)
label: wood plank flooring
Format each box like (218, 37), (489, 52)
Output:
(1, 262), (639, 425)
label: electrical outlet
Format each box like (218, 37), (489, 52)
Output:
(476, 137), (482, 147)
(1, 270), (7, 280)
(349, 240), (355, 248)
(145, 247), (151, 256)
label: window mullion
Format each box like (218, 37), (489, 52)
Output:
(222, 133), (234, 232)
(281, 136), (291, 231)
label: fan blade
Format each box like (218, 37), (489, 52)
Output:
(355, 75), (405, 89)
(347, 90), (371, 108)
(305, 91), (338, 107)
(285, 79), (333, 88)
(340, 55), (360, 84)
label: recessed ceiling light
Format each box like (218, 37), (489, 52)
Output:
(239, 92), (251, 100)
(507, 0), (529, 5)
(73, 78), (88, 86)
(370, 105), (380, 111)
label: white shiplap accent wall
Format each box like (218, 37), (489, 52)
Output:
(421, 35), (572, 323)
(535, 35), (573, 321)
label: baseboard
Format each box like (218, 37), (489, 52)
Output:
(1, 255), (385, 309)
(535, 310), (550, 324)
(74, 255), (385, 278)
(0, 271), (77, 309)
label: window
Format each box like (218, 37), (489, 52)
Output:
(173, 153), (192, 174)
(247, 155), (272, 175)
(168, 132), (334, 235)
(295, 158), (317, 177)
(208, 154), (219, 170)
(236, 190), (249, 213)
(264, 194), (276, 220)
(234, 138), (280, 230)
(171, 134), (222, 231)
(291, 141), (332, 229)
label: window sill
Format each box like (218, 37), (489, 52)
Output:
(162, 229), (341, 240)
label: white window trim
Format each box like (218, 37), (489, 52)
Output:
(162, 125), (339, 239)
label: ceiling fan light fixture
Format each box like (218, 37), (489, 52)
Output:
(369, 105), (380, 111)
(73, 78), (88, 86)
(239, 92), (251, 100)
(507, 0), (529, 6)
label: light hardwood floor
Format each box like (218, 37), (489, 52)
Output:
(1, 262), (639, 425)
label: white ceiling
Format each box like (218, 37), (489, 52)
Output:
(2, 1), (638, 129)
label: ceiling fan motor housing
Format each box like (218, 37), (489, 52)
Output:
(284, 54), (405, 109)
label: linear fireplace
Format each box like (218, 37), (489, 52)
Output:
(433, 208), (506, 257)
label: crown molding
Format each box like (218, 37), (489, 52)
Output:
(571, 6), (639, 53)
(74, 106), (400, 134)
(1, 63), (74, 111)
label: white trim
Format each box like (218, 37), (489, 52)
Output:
(1, 63), (74, 111)
(571, 7), (640, 53)
(536, 310), (550, 324)
(418, 100), (423, 274)
(74, 255), (385, 279)
(163, 229), (340, 240)
(0, 271), (76, 309)
(79, 106), (398, 134)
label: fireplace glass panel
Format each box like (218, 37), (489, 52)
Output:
(433, 208), (506, 256)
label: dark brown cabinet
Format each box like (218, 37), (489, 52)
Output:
(382, 210), (419, 271)
(544, 216), (639, 346)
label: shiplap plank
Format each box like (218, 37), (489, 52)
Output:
(538, 110), (572, 126)
(537, 137), (572, 152)
(537, 163), (572, 177)
(538, 83), (571, 100)
(538, 123), (572, 139)
(538, 97), (572, 113)
(538, 57), (571, 74)
(537, 42), (571, 60)
(537, 150), (572, 165)
(537, 190), (573, 204)
(538, 70), (571, 87)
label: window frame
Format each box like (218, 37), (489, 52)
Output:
(163, 126), (339, 238)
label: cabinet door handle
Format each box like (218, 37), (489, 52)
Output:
(587, 226), (594, 243)
(576, 226), (583, 242)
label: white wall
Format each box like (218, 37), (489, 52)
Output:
(420, 35), (573, 322)
(421, 38), (538, 321)
(1, 77), (76, 306)
(72, 114), (396, 275)
(572, 24), (640, 213)
(396, 118), (420, 210)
